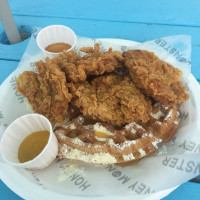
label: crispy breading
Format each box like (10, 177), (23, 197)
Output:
(16, 58), (72, 125)
(123, 50), (189, 106)
(51, 43), (124, 83)
(50, 50), (81, 72)
(71, 74), (152, 127)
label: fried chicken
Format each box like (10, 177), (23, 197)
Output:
(16, 57), (72, 125)
(123, 50), (189, 106)
(70, 74), (152, 127)
(51, 43), (124, 82)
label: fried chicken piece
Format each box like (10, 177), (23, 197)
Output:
(51, 43), (124, 83)
(70, 74), (152, 127)
(50, 50), (81, 72)
(16, 58), (72, 125)
(123, 50), (189, 106)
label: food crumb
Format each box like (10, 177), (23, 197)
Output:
(57, 161), (85, 182)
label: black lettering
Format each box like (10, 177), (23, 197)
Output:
(30, 62), (37, 72)
(143, 187), (151, 194)
(169, 157), (178, 168)
(160, 40), (167, 48)
(186, 161), (195, 173)
(164, 45), (171, 51)
(15, 91), (22, 97)
(162, 157), (171, 166)
(30, 62), (35, 67)
(155, 39), (162, 44)
(184, 83), (189, 92)
(18, 96), (25, 103)
(176, 159), (184, 171)
(70, 173), (80, 181)
(128, 181), (138, 190)
(179, 111), (189, 120)
(33, 33), (37, 39)
(179, 57), (186, 63)
(10, 76), (17, 83)
(186, 141), (196, 152)
(194, 144), (200, 153)
(79, 181), (91, 191)
(174, 51), (183, 60)
(11, 82), (16, 87)
(75, 177), (84, 185)
(170, 136), (176, 145)
(32, 27), (38, 33)
(135, 183), (146, 194)
(194, 163), (200, 174)
(118, 175), (130, 184)
(105, 165), (116, 172)
(121, 46), (127, 52)
(179, 140), (186, 149)
(170, 48), (176, 54)
(112, 170), (122, 177)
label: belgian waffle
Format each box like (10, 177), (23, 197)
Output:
(54, 103), (180, 165)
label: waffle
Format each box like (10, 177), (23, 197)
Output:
(141, 102), (180, 142)
(54, 102), (180, 165)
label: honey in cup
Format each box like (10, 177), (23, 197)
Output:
(45, 43), (71, 53)
(18, 130), (50, 163)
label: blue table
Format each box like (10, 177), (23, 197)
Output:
(0, 0), (200, 199)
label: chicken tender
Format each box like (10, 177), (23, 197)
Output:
(16, 58), (72, 125)
(123, 50), (189, 106)
(51, 43), (124, 83)
(70, 74), (152, 127)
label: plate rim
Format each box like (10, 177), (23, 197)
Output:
(1, 38), (198, 200)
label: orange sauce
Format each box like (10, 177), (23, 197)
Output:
(45, 43), (71, 53)
(18, 130), (50, 163)
(94, 131), (110, 138)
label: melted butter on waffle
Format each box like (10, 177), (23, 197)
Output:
(94, 131), (110, 138)
(93, 123), (114, 141)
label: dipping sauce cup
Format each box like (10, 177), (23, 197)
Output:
(36, 25), (77, 58)
(0, 114), (58, 169)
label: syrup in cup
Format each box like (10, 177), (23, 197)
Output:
(0, 114), (58, 169)
(36, 25), (77, 58)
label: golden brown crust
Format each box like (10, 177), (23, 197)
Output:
(123, 50), (189, 106)
(51, 43), (124, 83)
(71, 74), (152, 126)
(16, 58), (72, 125)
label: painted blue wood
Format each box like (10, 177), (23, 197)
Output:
(0, 60), (18, 84)
(0, 40), (28, 61)
(8, 0), (200, 27)
(0, 180), (23, 200)
(163, 182), (200, 200)
(1, 179), (200, 200)
(0, 16), (200, 80)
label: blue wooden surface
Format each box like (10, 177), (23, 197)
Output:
(0, 0), (200, 199)
(0, 0), (199, 81)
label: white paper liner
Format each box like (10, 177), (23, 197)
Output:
(0, 27), (199, 199)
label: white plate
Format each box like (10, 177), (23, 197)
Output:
(1, 38), (198, 200)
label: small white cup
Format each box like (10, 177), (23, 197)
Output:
(36, 25), (77, 58)
(0, 114), (58, 169)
